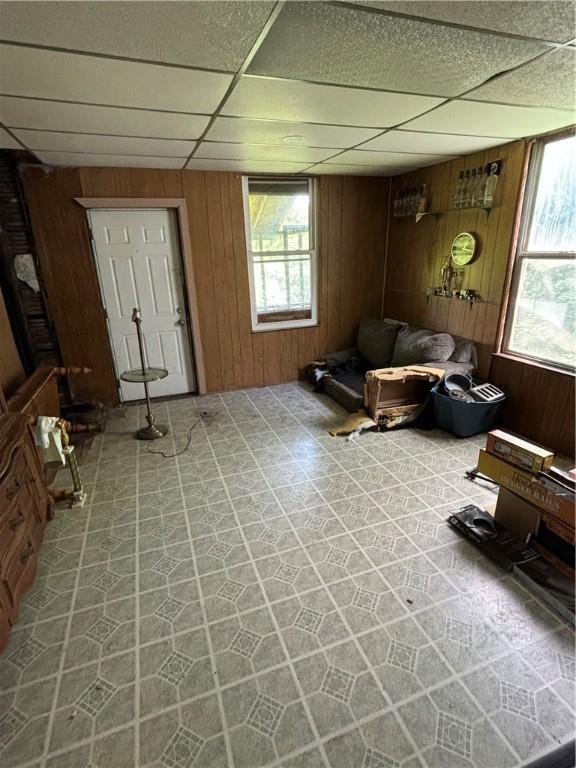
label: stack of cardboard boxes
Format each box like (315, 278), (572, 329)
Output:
(477, 430), (575, 622)
(478, 430), (575, 574)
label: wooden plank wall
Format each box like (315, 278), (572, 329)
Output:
(384, 138), (575, 458)
(21, 167), (388, 403)
(385, 139), (526, 377)
(0, 284), (25, 400)
(490, 354), (574, 457)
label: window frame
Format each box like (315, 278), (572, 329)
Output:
(242, 176), (318, 333)
(502, 131), (576, 373)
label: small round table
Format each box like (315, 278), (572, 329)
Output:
(120, 367), (169, 440)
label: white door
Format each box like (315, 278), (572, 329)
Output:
(89, 208), (196, 401)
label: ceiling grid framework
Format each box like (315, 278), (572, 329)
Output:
(0, 0), (574, 176)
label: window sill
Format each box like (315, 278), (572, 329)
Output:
(251, 321), (319, 333)
(492, 351), (575, 377)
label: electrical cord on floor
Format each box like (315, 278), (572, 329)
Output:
(146, 410), (216, 458)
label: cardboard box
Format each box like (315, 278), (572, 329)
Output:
(364, 365), (444, 425)
(478, 450), (576, 529)
(486, 429), (554, 473)
(494, 488), (541, 540)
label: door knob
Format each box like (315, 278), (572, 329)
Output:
(177, 318), (185, 326)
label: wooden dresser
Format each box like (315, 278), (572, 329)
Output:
(0, 413), (51, 653)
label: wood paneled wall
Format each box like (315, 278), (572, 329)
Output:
(0, 284), (25, 401)
(490, 354), (574, 457)
(384, 139), (575, 458)
(22, 167), (388, 403)
(385, 140), (528, 377)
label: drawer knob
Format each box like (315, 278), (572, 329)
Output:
(6, 479), (21, 500)
(20, 543), (33, 564)
(9, 511), (24, 531)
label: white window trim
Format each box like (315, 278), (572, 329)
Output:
(503, 133), (576, 373)
(242, 176), (318, 332)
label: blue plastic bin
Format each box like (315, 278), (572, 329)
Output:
(431, 383), (505, 438)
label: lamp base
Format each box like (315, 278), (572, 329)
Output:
(136, 423), (168, 440)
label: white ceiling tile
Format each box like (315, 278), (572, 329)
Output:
(0, 1), (275, 71)
(0, 97), (210, 139)
(184, 158), (309, 173)
(352, 1), (576, 44)
(328, 149), (456, 167)
(362, 130), (511, 155)
(0, 44), (232, 113)
(195, 142), (336, 163)
(308, 163), (391, 176)
(0, 126), (22, 149)
(247, 2), (547, 96)
(403, 100), (576, 138)
(222, 76), (443, 128)
(205, 116), (381, 148)
(467, 49), (576, 110)
(13, 130), (196, 157)
(35, 152), (185, 169)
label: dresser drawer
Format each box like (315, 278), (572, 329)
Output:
(2, 530), (38, 621)
(0, 448), (28, 507)
(0, 495), (29, 561)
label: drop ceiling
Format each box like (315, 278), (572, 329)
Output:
(0, 0), (574, 176)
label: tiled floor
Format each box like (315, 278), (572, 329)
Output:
(1, 383), (574, 768)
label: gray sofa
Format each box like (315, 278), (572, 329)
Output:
(310, 317), (478, 413)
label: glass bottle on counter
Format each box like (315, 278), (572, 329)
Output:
(454, 171), (464, 208)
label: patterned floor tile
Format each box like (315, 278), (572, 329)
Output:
(352, 520), (420, 567)
(293, 639), (387, 738)
(306, 533), (374, 584)
(462, 652), (574, 760)
(209, 606), (287, 686)
(222, 665), (316, 767)
(358, 615), (452, 703)
(140, 628), (214, 716)
(380, 554), (457, 611)
(520, 628), (576, 710)
(328, 570), (407, 634)
(271, 587), (351, 660)
(138, 580), (204, 644)
(64, 595), (136, 669)
(324, 710), (420, 768)
(2, 386), (573, 768)
(200, 562), (267, 623)
(289, 505), (347, 545)
(397, 681), (517, 768)
(414, 595), (512, 674)
(254, 548), (323, 603)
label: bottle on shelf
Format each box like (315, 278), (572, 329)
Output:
(466, 169), (476, 207)
(454, 171), (464, 209)
(461, 170), (471, 208)
(482, 161), (500, 207)
(417, 183), (428, 216)
(472, 166), (484, 206)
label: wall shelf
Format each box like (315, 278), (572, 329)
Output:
(415, 204), (495, 223)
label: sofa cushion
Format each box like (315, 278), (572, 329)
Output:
(357, 317), (404, 368)
(391, 326), (455, 366)
(449, 336), (476, 364)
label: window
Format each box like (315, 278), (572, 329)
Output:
(243, 177), (317, 331)
(504, 133), (576, 371)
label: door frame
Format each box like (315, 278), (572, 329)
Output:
(74, 197), (206, 395)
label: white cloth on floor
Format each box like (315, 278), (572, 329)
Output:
(35, 416), (66, 466)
